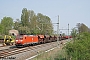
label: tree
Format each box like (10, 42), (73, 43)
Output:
(14, 19), (21, 30)
(20, 8), (54, 35)
(37, 13), (53, 35)
(76, 23), (81, 33)
(76, 23), (89, 33)
(28, 10), (37, 33)
(71, 28), (78, 39)
(1, 17), (13, 34)
(21, 8), (29, 26)
(18, 26), (30, 34)
(80, 23), (89, 33)
(62, 33), (65, 36)
(0, 24), (4, 35)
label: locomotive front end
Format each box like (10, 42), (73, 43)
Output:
(15, 35), (24, 46)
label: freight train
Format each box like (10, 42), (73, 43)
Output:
(15, 35), (72, 47)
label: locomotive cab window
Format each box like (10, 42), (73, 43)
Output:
(16, 35), (23, 40)
(25, 37), (26, 39)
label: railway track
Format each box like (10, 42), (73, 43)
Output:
(0, 39), (69, 60)
(0, 42), (59, 60)
(0, 47), (19, 57)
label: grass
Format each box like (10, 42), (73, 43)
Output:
(32, 45), (67, 60)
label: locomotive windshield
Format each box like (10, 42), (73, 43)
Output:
(16, 35), (23, 40)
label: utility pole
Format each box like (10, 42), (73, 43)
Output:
(68, 24), (69, 40)
(57, 15), (59, 47)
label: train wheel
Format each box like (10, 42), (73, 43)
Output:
(27, 44), (30, 47)
(16, 45), (19, 48)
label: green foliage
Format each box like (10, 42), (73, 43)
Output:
(62, 33), (65, 36)
(18, 26), (31, 35)
(37, 13), (53, 35)
(1, 17), (13, 35)
(0, 24), (4, 35)
(54, 50), (67, 60)
(21, 8), (29, 26)
(71, 23), (90, 39)
(76, 23), (89, 33)
(80, 23), (89, 33)
(65, 32), (90, 60)
(0, 35), (4, 39)
(71, 28), (78, 39)
(20, 8), (53, 35)
(0, 8), (54, 35)
(14, 19), (21, 30)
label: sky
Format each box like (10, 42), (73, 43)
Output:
(0, 0), (90, 34)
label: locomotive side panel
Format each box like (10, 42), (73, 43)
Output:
(25, 35), (38, 44)
(25, 35), (32, 44)
(33, 36), (38, 44)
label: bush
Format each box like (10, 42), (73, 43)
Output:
(65, 32), (90, 60)
(0, 35), (4, 39)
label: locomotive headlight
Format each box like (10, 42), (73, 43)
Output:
(16, 40), (18, 41)
(20, 40), (23, 42)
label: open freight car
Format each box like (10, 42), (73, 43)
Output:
(38, 35), (44, 44)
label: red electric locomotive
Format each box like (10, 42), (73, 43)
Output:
(15, 35), (38, 47)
